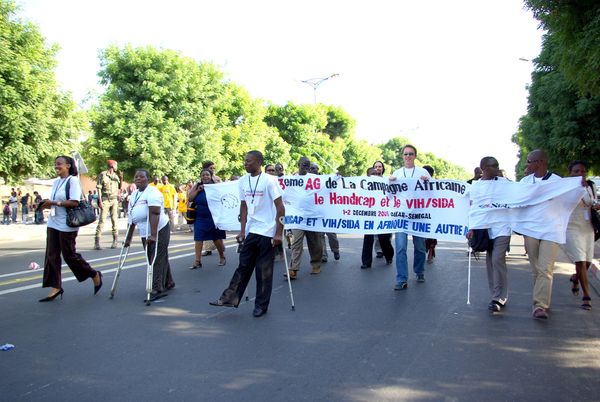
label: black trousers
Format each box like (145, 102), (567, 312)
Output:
(220, 233), (275, 310)
(361, 233), (394, 266)
(142, 225), (174, 292)
(43, 227), (96, 288)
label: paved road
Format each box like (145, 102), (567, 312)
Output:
(1, 222), (599, 401)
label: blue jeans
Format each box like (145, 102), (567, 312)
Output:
(395, 232), (426, 284)
(2, 214), (10, 225)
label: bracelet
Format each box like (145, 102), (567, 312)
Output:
(57, 201), (62, 207)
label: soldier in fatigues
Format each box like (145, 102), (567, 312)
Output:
(94, 160), (122, 249)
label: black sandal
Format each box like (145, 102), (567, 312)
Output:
(581, 296), (592, 310)
(569, 274), (579, 295)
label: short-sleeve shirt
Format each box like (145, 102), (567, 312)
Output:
(238, 173), (283, 237)
(519, 172), (561, 184)
(96, 170), (121, 199)
(391, 166), (432, 180)
(48, 176), (82, 233)
(160, 183), (177, 209)
(128, 186), (169, 238)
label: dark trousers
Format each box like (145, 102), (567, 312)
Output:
(43, 227), (96, 288)
(220, 233), (275, 310)
(362, 233), (394, 266)
(142, 225), (174, 293)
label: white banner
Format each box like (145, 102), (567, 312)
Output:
(205, 175), (471, 242)
(468, 177), (585, 243)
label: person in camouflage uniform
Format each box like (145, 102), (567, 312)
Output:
(94, 160), (122, 249)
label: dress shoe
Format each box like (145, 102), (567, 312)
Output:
(533, 307), (548, 319)
(252, 307), (267, 317)
(310, 266), (321, 275)
(416, 275), (425, 283)
(284, 270), (297, 280)
(39, 288), (64, 302)
(375, 252), (384, 259)
(209, 299), (236, 307)
(334, 251), (340, 260)
(94, 271), (103, 295)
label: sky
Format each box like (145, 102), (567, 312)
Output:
(17, 0), (543, 178)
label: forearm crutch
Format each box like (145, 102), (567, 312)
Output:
(279, 216), (295, 311)
(109, 224), (132, 299)
(144, 221), (160, 306)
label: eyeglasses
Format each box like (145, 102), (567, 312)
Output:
(526, 159), (540, 164)
(403, 152), (415, 156)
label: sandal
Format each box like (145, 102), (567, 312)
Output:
(208, 299), (235, 307)
(190, 261), (202, 270)
(581, 296), (592, 310)
(218, 257), (226, 266)
(569, 274), (579, 295)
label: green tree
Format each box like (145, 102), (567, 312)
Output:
(525, 0), (600, 96)
(85, 45), (227, 182)
(0, 0), (86, 183)
(512, 35), (600, 177)
(338, 138), (381, 176)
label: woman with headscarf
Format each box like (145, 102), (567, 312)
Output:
(563, 160), (598, 310)
(188, 169), (226, 269)
(124, 169), (175, 301)
(38, 155), (103, 302)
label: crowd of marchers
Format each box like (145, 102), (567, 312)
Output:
(34, 146), (598, 319)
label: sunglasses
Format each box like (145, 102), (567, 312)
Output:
(403, 152), (415, 156)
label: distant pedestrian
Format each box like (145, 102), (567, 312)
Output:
(2, 202), (10, 225)
(20, 193), (30, 223)
(9, 192), (18, 223)
(423, 165), (438, 264)
(33, 191), (44, 224)
(94, 159), (122, 249)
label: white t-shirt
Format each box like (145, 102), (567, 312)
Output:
(519, 172), (561, 183)
(48, 176), (82, 233)
(238, 173), (283, 237)
(128, 186), (169, 238)
(391, 166), (432, 180)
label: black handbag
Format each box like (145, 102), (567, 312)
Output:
(65, 178), (97, 228)
(184, 201), (196, 224)
(469, 229), (492, 252)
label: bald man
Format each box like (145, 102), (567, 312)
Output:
(519, 149), (561, 319)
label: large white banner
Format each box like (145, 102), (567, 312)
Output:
(205, 175), (471, 242)
(468, 176), (585, 243)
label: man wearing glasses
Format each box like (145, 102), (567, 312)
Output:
(519, 149), (561, 319)
(389, 145), (431, 290)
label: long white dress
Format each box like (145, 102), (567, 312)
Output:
(564, 187), (595, 262)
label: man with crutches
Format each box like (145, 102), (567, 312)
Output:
(121, 169), (175, 304)
(209, 150), (285, 317)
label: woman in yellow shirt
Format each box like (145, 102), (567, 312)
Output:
(176, 185), (191, 231)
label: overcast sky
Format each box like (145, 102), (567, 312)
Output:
(18, 0), (543, 178)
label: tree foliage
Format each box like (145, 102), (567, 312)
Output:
(0, 0), (85, 183)
(525, 0), (600, 96)
(512, 34), (600, 177)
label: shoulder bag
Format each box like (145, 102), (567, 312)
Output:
(65, 178), (97, 227)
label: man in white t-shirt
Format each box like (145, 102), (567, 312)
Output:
(210, 150), (285, 317)
(519, 149), (561, 319)
(389, 144), (432, 290)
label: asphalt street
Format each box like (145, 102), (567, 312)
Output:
(1, 220), (599, 401)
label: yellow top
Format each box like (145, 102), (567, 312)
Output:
(160, 183), (177, 209)
(177, 192), (187, 213)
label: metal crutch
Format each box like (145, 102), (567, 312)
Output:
(144, 221), (160, 306)
(109, 224), (132, 299)
(467, 246), (472, 305)
(279, 217), (295, 311)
